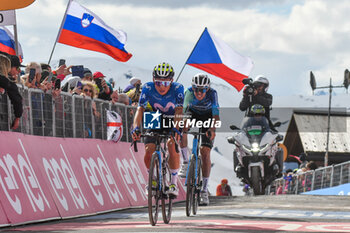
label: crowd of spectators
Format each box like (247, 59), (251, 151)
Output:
(274, 153), (319, 195)
(0, 52), (143, 133)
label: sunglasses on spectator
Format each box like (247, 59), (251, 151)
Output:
(83, 89), (92, 93)
(193, 86), (208, 93)
(154, 80), (171, 87)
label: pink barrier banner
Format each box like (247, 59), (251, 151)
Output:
(0, 203), (9, 227)
(0, 131), (185, 226)
(0, 133), (61, 224)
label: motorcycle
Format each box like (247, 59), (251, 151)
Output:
(227, 116), (284, 195)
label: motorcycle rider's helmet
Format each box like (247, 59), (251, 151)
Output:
(253, 75), (269, 92)
(192, 73), (210, 88)
(153, 62), (175, 79)
(250, 104), (265, 116)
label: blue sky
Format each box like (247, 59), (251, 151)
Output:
(7, 0), (350, 96)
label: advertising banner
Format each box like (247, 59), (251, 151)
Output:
(0, 10), (15, 26)
(0, 131), (186, 226)
(0, 133), (60, 224)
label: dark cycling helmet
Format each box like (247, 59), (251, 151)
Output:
(153, 62), (175, 79)
(250, 104), (265, 115)
(191, 73), (210, 88)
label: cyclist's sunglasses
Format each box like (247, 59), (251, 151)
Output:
(155, 80), (172, 87)
(193, 86), (208, 93)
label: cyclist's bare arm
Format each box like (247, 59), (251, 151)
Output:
(132, 106), (145, 140)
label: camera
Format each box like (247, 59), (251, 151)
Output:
(242, 78), (255, 95)
(135, 83), (141, 92)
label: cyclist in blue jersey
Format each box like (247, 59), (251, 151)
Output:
(179, 73), (220, 205)
(131, 62), (184, 197)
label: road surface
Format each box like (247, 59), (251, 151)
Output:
(2, 195), (350, 232)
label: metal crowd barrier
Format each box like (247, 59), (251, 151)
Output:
(0, 85), (136, 142)
(266, 160), (350, 195)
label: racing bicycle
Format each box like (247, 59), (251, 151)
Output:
(132, 131), (179, 226)
(184, 129), (208, 217)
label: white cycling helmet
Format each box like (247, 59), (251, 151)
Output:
(191, 73), (210, 88)
(254, 75), (269, 91)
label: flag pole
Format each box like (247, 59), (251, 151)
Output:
(48, 0), (72, 64)
(175, 27), (207, 83)
(12, 11), (21, 83)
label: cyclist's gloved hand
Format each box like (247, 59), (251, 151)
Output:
(131, 126), (140, 141)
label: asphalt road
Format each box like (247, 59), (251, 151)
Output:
(2, 195), (350, 233)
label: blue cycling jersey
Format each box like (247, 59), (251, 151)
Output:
(138, 82), (184, 115)
(183, 87), (219, 116)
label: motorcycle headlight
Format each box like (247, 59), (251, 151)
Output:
(251, 142), (259, 153)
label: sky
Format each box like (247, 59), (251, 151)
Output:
(7, 0), (350, 96)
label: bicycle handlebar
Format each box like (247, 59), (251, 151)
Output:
(130, 131), (180, 153)
(184, 130), (212, 138)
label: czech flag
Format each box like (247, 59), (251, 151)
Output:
(0, 26), (23, 61)
(57, 1), (132, 62)
(186, 28), (253, 91)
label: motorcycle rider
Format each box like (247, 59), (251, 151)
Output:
(239, 75), (273, 128)
(131, 62), (184, 198)
(179, 73), (219, 206)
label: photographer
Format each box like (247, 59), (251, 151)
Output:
(124, 77), (141, 105)
(93, 71), (113, 101)
(239, 75), (273, 124)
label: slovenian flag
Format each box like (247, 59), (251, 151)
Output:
(186, 28), (253, 91)
(57, 1), (132, 62)
(0, 26), (23, 61)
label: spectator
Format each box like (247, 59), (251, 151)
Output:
(81, 81), (100, 118)
(275, 180), (283, 195)
(8, 55), (25, 81)
(71, 81), (83, 96)
(108, 78), (115, 88)
(299, 152), (307, 168)
(123, 77), (141, 93)
(216, 178), (232, 196)
(110, 90), (119, 104)
(124, 77), (142, 105)
(117, 93), (130, 105)
(82, 68), (93, 82)
(306, 161), (318, 171)
(40, 63), (52, 73)
(23, 62), (46, 90)
(93, 71), (113, 100)
(61, 76), (81, 92)
(0, 54), (23, 129)
(242, 184), (251, 196)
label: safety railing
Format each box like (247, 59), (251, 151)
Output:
(0, 85), (136, 142)
(266, 160), (350, 195)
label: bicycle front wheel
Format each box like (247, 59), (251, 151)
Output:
(186, 155), (195, 217)
(162, 164), (173, 224)
(148, 152), (160, 226)
(193, 156), (201, 215)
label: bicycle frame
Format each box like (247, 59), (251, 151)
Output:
(185, 131), (201, 185)
(154, 136), (168, 192)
